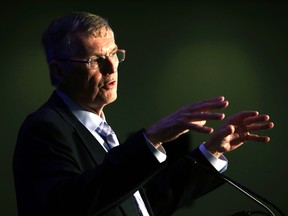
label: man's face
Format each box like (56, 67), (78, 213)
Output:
(56, 28), (119, 114)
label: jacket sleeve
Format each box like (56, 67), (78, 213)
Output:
(143, 138), (225, 216)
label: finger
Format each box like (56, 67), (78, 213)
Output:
(221, 125), (235, 138)
(195, 96), (226, 103)
(244, 114), (270, 125)
(187, 112), (226, 121)
(188, 124), (214, 134)
(246, 133), (271, 142)
(183, 96), (228, 112)
(211, 125), (235, 142)
(248, 122), (274, 132)
(183, 96), (226, 110)
(189, 100), (229, 113)
(227, 111), (259, 124)
(191, 120), (206, 126)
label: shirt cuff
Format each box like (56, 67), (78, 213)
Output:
(199, 143), (228, 173)
(143, 132), (167, 163)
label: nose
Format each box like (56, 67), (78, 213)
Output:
(99, 57), (117, 75)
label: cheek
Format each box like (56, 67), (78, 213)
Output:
(74, 72), (89, 88)
(65, 68), (97, 94)
(86, 73), (102, 92)
(62, 69), (84, 89)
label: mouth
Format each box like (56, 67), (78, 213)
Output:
(103, 80), (116, 89)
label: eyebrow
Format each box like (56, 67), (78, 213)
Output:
(93, 46), (118, 57)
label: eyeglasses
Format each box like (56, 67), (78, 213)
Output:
(55, 49), (126, 69)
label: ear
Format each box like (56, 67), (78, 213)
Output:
(48, 59), (65, 87)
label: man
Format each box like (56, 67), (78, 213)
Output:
(13, 12), (274, 216)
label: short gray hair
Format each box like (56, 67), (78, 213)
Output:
(42, 12), (111, 62)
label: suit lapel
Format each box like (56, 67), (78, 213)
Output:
(74, 120), (107, 164)
(49, 91), (107, 165)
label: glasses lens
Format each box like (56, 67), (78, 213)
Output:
(88, 57), (104, 69)
(117, 50), (125, 63)
(96, 57), (106, 68)
(89, 50), (125, 69)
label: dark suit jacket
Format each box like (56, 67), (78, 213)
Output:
(13, 91), (224, 216)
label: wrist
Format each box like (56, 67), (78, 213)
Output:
(203, 142), (223, 158)
(143, 129), (162, 148)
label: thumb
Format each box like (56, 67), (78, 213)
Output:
(221, 125), (235, 138)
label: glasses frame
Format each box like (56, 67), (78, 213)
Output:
(55, 49), (126, 69)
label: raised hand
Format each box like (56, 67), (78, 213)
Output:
(204, 111), (274, 158)
(145, 96), (229, 148)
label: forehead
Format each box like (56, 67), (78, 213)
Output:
(73, 28), (116, 55)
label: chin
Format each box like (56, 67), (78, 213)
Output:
(106, 94), (117, 104)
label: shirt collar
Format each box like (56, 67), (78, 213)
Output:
(56, 90), (105, 132)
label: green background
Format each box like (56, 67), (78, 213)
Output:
(1, 1), (287, 215)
